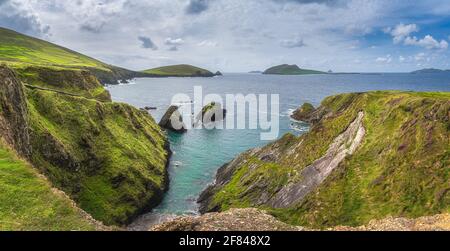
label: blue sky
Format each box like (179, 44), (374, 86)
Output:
(1, 0), (450, 72)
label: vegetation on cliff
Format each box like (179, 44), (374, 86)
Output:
(199, 91), (450, 228)
(263, 64), (326, 75)
(0, 142), (103, 231)
(142, 64), (216, 77)
(1, 64), (171, 227)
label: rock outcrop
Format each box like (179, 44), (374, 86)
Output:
(0, 66), (31, 158)
(152, 208), (450, 231)
(291, 103), (316, 122)
(151, 208), (302, 231)
(199, 91), (450, 228)
(159, 105), (187, 133)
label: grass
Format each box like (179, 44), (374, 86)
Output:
(0, 142), (97, 231)
(26, 88), (170, 225)
(205, 91), (450, 228)
(142, 64), (214, 77)
(0, 27), (109, 71)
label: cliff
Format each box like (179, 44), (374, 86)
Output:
(199, 91), (450, 228)
(0, 65), (171, 227)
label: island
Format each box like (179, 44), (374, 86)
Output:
(411, 68), (450, 74)
(263, 64), (326, 75)
(142, 64), (219, 77)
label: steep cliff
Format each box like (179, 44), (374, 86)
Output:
(199, 91), (450, 228)
(0, 65), (171, 227)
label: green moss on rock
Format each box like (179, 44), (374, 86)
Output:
(199, 91), (450, 228)
(26, 88), (170, 226)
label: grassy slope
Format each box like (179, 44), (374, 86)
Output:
(26, 88), (170, 225)
(263, 64), (325, 75)
(206, 91), (450, 228)
(0, 27), (108, 71)
(0, 142), (97, 231)
(142, 64), (214, 77)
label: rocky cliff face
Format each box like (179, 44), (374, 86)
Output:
(199, 91), (450, 228)
(0, 65), (171, 226)
(0, 66), (30, 158)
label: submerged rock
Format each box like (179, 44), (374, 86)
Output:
(159, 105), (187, 133)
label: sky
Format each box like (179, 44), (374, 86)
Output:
(1, 0), (450, 72)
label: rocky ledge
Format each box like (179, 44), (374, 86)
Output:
(152, 209), (450, 231)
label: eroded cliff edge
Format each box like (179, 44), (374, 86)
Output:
(199, 91), (450, 228)
(0, 65), (171, 227)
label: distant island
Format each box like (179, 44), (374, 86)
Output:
(142, 64), (219, 77)
(411, 68), (450, 74)
(263, 64), (326, 75)
(249, 71), (262, 74)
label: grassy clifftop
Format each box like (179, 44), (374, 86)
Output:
(199, 91), (450, 228)
(143, 64), (215, 77)
(0, 27), (149, 85)
(0, 27), (107, 71)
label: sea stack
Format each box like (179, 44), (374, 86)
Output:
(159, 105), (187, 133)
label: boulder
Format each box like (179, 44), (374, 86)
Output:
(159, 105), (187, 133)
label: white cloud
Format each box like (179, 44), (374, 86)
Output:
(376, 54), (392, 63)
(386, 23), (448, 50)
(399, 56), (405, 62)
(385, 23), (419, 44)
(164, 37), (185, 51)
(404, 35), (448, 50)
(280, 37), (306, 48)
(198, 40), (218, 47)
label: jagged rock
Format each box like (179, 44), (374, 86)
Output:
(215, 71), (223, 76)
(159, 105), (187, 133)
(0, 65), (31, 158)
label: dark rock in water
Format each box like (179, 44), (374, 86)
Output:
(291, 103), (316, 122)
(215, 71), (223, 76)
(144, 106), (157, 111)
(159, 105), (187, 133)
(195, 102), (227, 125)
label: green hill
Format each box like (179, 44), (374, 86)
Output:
(199, 91), (450, 228)
(263, 64), (325, 75)
(0, 27), (148, 85)
(143, 64), (215, 77)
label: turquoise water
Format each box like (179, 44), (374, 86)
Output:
(109, 73), (450, 226)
